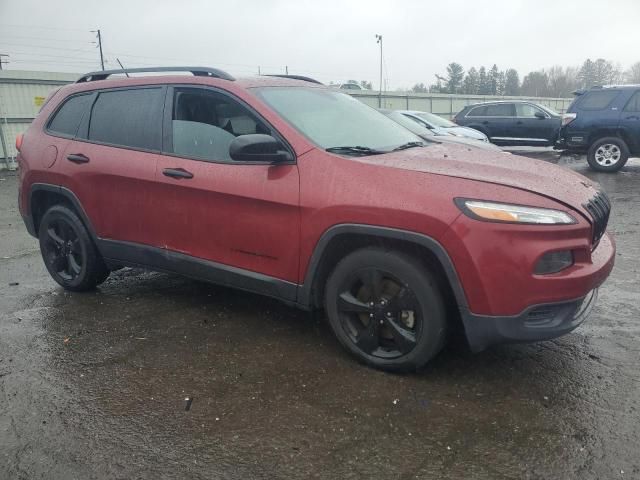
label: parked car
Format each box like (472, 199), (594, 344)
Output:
(556, 85), (640, 172)
(333, 82), (368, 91)
(379, 109), (502, 152)
(454, 101), (562, 147)
(398, 110), (490, 142)
(17, 67), (614, 372)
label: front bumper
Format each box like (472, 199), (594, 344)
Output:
(463, 289), (598, 352)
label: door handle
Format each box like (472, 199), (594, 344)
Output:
(626, 115), (640, 120)
(162, 167), (194, 179)
(516, 121), (524, 125)
(66, 153), (90, 164)
(482, 121), (489, 125)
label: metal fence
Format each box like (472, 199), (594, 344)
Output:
(0, 70), (78, 169)
(0, 70), (574, 169)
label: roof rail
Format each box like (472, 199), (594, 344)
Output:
(263, 74), (323, 85)
(76, 66), (235, 83)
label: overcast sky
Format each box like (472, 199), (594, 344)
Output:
(2, 0), (639, 88)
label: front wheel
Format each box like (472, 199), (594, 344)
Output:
(38, 205), (110, 291)
(587, 137), (629, 172)
(324, 248), (447, 372)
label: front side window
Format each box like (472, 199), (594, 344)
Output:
(88, 88), (163, 150)
(47, 94), (93, 137)
(579, 90), (620, 110)
(171, 88), (271, 162)
(623, 91), (640, 112)
(485, 104), (515, 116)
(515, 104), (546, 117)
(254, 87), (420, 151)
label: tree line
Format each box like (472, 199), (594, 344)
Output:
(411, 59), (640, 97)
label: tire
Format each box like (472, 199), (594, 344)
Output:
(324, 248), (447, 372)
(587, 137), (629, 172)
(38, 205), (110, 292)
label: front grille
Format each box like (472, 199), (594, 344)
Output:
(583, 191), (611, 247)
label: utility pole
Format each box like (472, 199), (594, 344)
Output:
(91, 29), (105, 71)
(375, 34), (383, 107)
(0, 54), (9, 70)
(285, 65), (288, 75)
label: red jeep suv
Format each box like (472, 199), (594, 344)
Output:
(16, 67), (615, 371)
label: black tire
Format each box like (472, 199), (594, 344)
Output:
(38, 205), (110, 291)
(324, 248), (447, 372)
(587, 137), (629, 172)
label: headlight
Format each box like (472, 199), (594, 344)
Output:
(455, 199), (577, 224)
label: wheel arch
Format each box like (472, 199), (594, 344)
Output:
(29, 183), (97, 239)
(298, 224), (469, 316)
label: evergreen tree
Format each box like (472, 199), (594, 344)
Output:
(478, 66), (490, 95)
(446, 62), (465, 94)
(463, 67), (479, 94)
(504, 69), (520, 96)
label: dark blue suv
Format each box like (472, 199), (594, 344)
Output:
(557, 85), (640, 172)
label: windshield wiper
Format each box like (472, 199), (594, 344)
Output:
(392, 141), (425, 151)
(325, 146), (386, 156)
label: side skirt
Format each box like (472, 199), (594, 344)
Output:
(97, 239), (299, 305)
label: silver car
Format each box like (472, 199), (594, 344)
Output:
(379, 109), (503, 152)
(398, 110), (490, 142)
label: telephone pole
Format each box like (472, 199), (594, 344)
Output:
(91, 29), (105, 71)
(375, 34), (383, 107)
(0, 54), (9, 70)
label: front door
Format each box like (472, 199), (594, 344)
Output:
(620, 90), (640, 153)
(155, 86), (300, 284)
(513, 103), (557, 144)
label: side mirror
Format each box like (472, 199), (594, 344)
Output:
(534, 111), (546, 119)
(229, 134), (292, 163)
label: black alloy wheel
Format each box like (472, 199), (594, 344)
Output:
(38, 205), (110, 291)
(325, 248), (447, 371)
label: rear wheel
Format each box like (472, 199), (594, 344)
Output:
(38, 205), (110, 291)
(324, 248), (447, 372)
(587, 137), (629, 172)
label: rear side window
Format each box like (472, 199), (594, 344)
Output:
(485, 104), (515, 116)
(623, 91), (640, 112)
(47, 94), (93, 137)
(467, 106), (487, 117)
(578, 90), (620, 110)
(88, 88), (163, 150)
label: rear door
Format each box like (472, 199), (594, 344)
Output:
(64, 86), (165, 247)
(154, 85), (300, 283)
(620, 90), (640, 153)
(480, 103), (515, 141)
(513, 103), (557, 144)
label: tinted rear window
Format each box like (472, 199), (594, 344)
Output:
(467, 106), (487, 117)
(88, 88), (163, 150)
(47, 94), (93, 137)
(578, 90), (620, 110)
(623, 91), (640, 112)
(485, 104), (514, 116)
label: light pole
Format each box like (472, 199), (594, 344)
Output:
(375, 34), (383, 107)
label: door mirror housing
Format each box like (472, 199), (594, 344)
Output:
(534, 111), (547, 119)
(229, 134), (292, 162)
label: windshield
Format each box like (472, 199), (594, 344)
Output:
(414, 112), (457, 128)
(381, 110), (434, 137)
(254, 87), (421, 151)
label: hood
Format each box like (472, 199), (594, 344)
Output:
(445, 126), (488, 141)
(425, 134), (502, 152)
(358, 143), (600, 218)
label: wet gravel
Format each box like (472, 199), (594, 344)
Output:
(1, 152), (639, 479)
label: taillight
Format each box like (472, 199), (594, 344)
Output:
(15, 133), (23, 152)
(562, 113), (576, 127)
